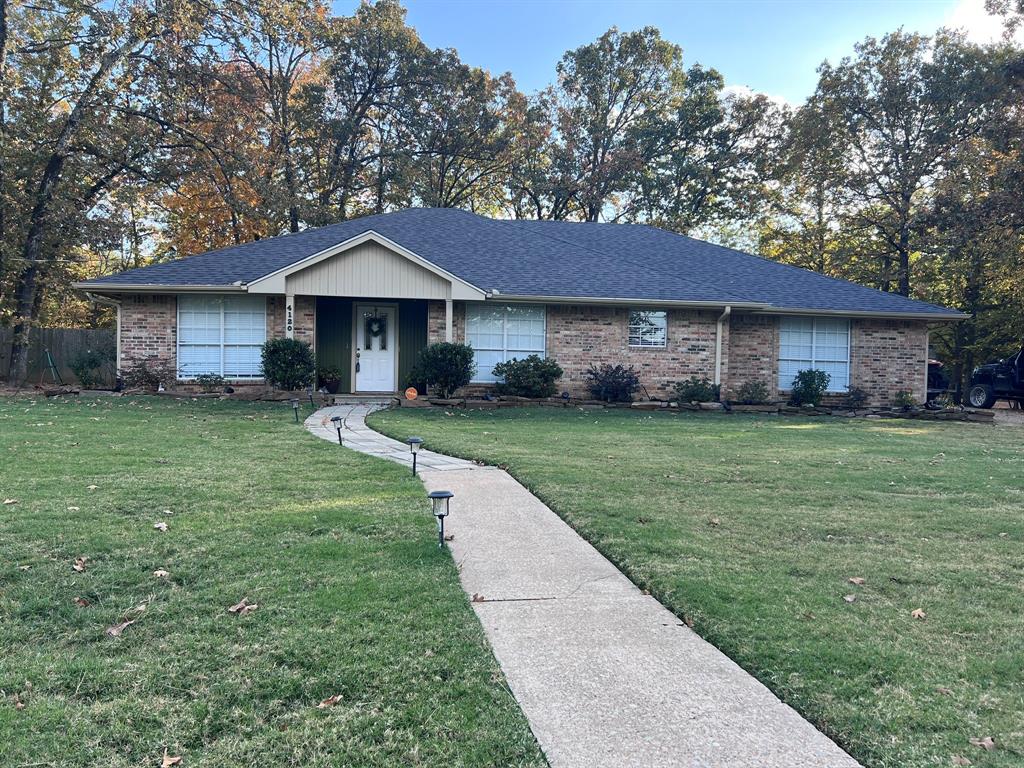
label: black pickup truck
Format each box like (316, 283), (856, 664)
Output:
(968, 346), (1024, 408)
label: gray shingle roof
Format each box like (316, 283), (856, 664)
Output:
(78, 208), (964, 317)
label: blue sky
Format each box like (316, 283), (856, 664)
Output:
(333, 0), (1009, 103)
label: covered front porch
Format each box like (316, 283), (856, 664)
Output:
(312, 297), (433, 395)
(246, 230), (474, 395)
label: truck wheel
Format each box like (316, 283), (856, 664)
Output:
(967, 384), (995, 408)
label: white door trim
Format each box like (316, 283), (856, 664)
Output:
(352, 302), (399, 393)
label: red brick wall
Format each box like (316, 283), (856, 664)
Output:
(850, 319), (928, 405)
(267, 295), (315, 349)
(120, 294), (177, 370)
(546, 305), (720, 398)
(119, 293), (316, 383)
(426, 300), (465, 344)
(721, 314), (929, 406)
(722, 314), (778, 400)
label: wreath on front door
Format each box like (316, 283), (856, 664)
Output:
(364, 314), (387, 350)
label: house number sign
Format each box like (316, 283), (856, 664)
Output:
(286, 301), (294, 338)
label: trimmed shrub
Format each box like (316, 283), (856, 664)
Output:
(120, 357), (177, 391)
(492, 355), (563, 398)
(415, 342), (475, 398)
(585, 363), (640, 403)
(194, 373), (226, 393)
(788, 368), (831, 406)
(734, 380), (771, 405)
(261, 338), (315, 390)
(69, 343), (115, 388)
(893, 389), (916, 410)
(845, 386), (869, 410)
(673, 376), (719, 403)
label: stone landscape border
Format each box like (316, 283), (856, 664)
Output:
(395, 395), (995, 423)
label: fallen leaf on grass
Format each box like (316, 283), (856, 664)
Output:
(3, 498), (17, 505)
(72, 556), (88, 572)
(936, 685), (953, 695)
(969, 737), (995, 751)
(911, 608), (927, 620)
(848, 576), (866, 585)
(86, 485), (98, 490)
(13, 694), (25, 710)
(162, 749), (183, 766)
(952, 757), (972, 766)
(843, 594), (857, 603)
(708, 517), (721, 526)
(18, 565), (30, 571)
(471, 593), (485, 603)
(67, 506), (80, 511)
(317, 694), (343, 708)
(228, 598), (258, 615)
(153, 569), (170, 578)
(74, 597), (90, 607)
(105, 619), (135, 637)
(153, 522), (168, 532)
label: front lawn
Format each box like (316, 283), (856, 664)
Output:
(370, 407), (1024, 768)
(0, 396), (544, 767)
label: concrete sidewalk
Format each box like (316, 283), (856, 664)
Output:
(307, 406), (861, 768)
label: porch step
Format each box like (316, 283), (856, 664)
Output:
(328, 394), (396, 406)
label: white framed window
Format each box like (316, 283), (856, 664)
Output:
(178, 294), (266, 379)
(778, 317), (850, 392)
(628, 310), (667, 348)
(465, 304), (546, 383)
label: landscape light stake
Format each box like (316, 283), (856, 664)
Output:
(428, 490), (453, 548)
(291, 398), (300, 423)
(306, 386), (316, 409)
(407, 436), (423, 475)
(331, 415), (344, 445)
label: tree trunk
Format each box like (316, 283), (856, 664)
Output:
(7, 34), (138, 382)
(0, 0), (9, 280)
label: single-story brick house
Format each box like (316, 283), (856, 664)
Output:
(75, 208), (965, 404)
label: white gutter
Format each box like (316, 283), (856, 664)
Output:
(493, 294), (766, 310)
(72, 283), (247, 293)
(752, 306), (968, 321)
(714, 305), (731, 386)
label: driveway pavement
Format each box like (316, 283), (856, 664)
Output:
(307, 404), (861, 768)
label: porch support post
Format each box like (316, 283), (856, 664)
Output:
(285, 293), (295, 339)
(444, 299), (453, 342)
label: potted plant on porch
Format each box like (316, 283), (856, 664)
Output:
(317, 365), (343, 394)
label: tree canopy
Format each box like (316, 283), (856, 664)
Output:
(1, 0), (1022, 397)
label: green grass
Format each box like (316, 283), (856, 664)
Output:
(370, 406), (1024, 768)
(0, 396), (544, 767)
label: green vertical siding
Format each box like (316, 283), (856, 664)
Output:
(398, 299), (427, 389)
(316, 297), (426, 394)
(315, 298), (352, 394)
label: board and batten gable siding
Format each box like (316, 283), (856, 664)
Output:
(284, 241), (451, 300)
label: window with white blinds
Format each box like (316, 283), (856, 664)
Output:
(465, 304), (546, 383)
(178, 295), (266, 379)
(778, 317), (850, 392)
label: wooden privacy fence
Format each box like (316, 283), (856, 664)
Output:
(0, 327), (116, 386)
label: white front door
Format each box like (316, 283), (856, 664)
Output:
(354, 304), (397, 392)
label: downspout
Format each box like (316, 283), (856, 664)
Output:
(714, 305), (731, 387)
(85, 292), (122, 372)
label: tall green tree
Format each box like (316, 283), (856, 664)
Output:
(2, 0), (192, 382)
(814, 31), (1002, 295)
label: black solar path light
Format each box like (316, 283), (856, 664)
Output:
(306, 385), (316, 408)
(290, 398), (300, 423)
(330, 415), (344, 445)
(407, 436), (423, 475)
(428, 490), (453, 548)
